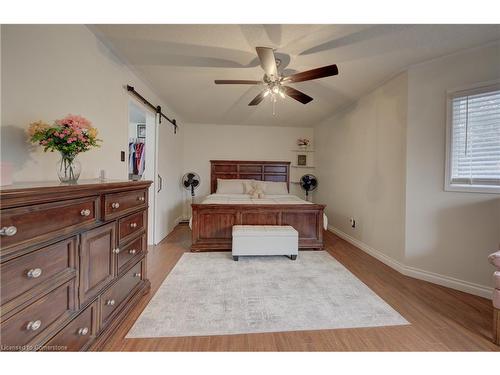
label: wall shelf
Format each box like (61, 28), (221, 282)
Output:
(291, 149), (315, 153)
(291, 165), (315, 169)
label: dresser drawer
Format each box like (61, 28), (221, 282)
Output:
(117, 235), (145, 274)
(1, 236), (77, 308)
(100, 261), (143, 327)
(103, 189), (147, 220)
(42, 301), (98, 351)
(0, 197), (99, 251)
(1, 279), (76, 350)
(118, 210), (146, 244)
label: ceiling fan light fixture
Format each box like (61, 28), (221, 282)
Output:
(215, 47), (339, 110)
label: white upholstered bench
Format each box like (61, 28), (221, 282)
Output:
(232, 225), (298, 261)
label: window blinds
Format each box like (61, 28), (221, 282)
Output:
(450, 87), (500, 186)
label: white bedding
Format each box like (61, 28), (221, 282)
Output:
(189, 193), (328, 230)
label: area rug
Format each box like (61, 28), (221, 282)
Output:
(126, 251), (408, 338)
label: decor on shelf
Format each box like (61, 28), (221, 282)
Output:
(28, 115), (101, 183)
(297, 154), (307, 166)
(297, 138), (310, 150)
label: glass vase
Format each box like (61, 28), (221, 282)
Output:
(57, 152), (81, 183)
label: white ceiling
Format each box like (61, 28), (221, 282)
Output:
(92, 24), (500, 127)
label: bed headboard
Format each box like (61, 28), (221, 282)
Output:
(210, 160), (291, 194)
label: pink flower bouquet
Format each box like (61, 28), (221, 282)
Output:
(28, 114), (100, 154)
(28, 114), (101, 182)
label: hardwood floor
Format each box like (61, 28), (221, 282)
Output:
(101, 224), (498, 351)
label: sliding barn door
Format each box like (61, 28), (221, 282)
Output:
(144, 112), (157, 245)
(153, 114), (178, 245)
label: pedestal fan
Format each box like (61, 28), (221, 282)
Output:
(299, 174), (318, 201)
(182, 172), (200, 197)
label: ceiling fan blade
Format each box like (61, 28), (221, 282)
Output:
(214, 80), (261, 85)
(281, 64), (338, 83)
(256, 47), (278, 77)
(248, 90), (268, 106)
(282, 86), (313, 104)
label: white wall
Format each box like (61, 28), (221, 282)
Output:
(315, 73), (408, 263)
(405, 42), (500, 289)
(1, 25), (184, 237)
(181, 123), (314, 215)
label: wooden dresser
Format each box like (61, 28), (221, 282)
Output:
(0, 180), (152, 351)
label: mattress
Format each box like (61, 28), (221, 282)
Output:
(189, 193), (328, 230)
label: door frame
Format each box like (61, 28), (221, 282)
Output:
(128, 99), (158, 246)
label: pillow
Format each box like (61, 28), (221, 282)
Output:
(261, 181), (288, 195)
(216, 179), (246, 194)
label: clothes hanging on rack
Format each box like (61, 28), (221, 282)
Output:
(135, 142), (145, 176)
(129, 139), (146, 176)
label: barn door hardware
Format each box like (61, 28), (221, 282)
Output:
(126, 85), (178, 134)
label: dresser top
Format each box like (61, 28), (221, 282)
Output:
(1, 179), (151, 192)
(0, 179), (152, 208)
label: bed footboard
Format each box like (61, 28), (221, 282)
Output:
(190, 203), (325, 252)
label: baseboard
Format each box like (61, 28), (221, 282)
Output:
(174, 216), (185, 225)
(328, 226), (406, 273)
(402, 265), (493, 300)
(328, 226), (493, 300)
(177, 215), (191, 224)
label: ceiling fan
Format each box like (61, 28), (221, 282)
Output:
(214, 47), (339, 108)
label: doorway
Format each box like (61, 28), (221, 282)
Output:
(128, 100), (157, 245)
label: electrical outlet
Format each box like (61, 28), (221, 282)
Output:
(349, 217), (356, 229)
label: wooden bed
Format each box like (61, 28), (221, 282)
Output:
(190, 160), (326, 252)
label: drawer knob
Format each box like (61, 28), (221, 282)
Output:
(112, 248), (120, 254)
(130, 222), (137, 228)
(26, 268), (43, 279)
(80, 209), (91, 217)
(26, 320), (42, 331)
(129, 249), (137, 255)
(77, 327), (89, 336)
(111, 202), (120, 209)
(138, 196), (145, 202)
(106, 299), (115, 306)
(0, 226), (17, 237)
(134, 272), (142, 278)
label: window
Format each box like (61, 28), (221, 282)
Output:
(446, 82), (500, 193)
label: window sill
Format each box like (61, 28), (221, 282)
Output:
(444, 183), (500, 194)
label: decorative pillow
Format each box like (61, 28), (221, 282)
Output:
(245, 180), (266, 199)
(216, 179), (246, 194)
(261, 181), (288, 195)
